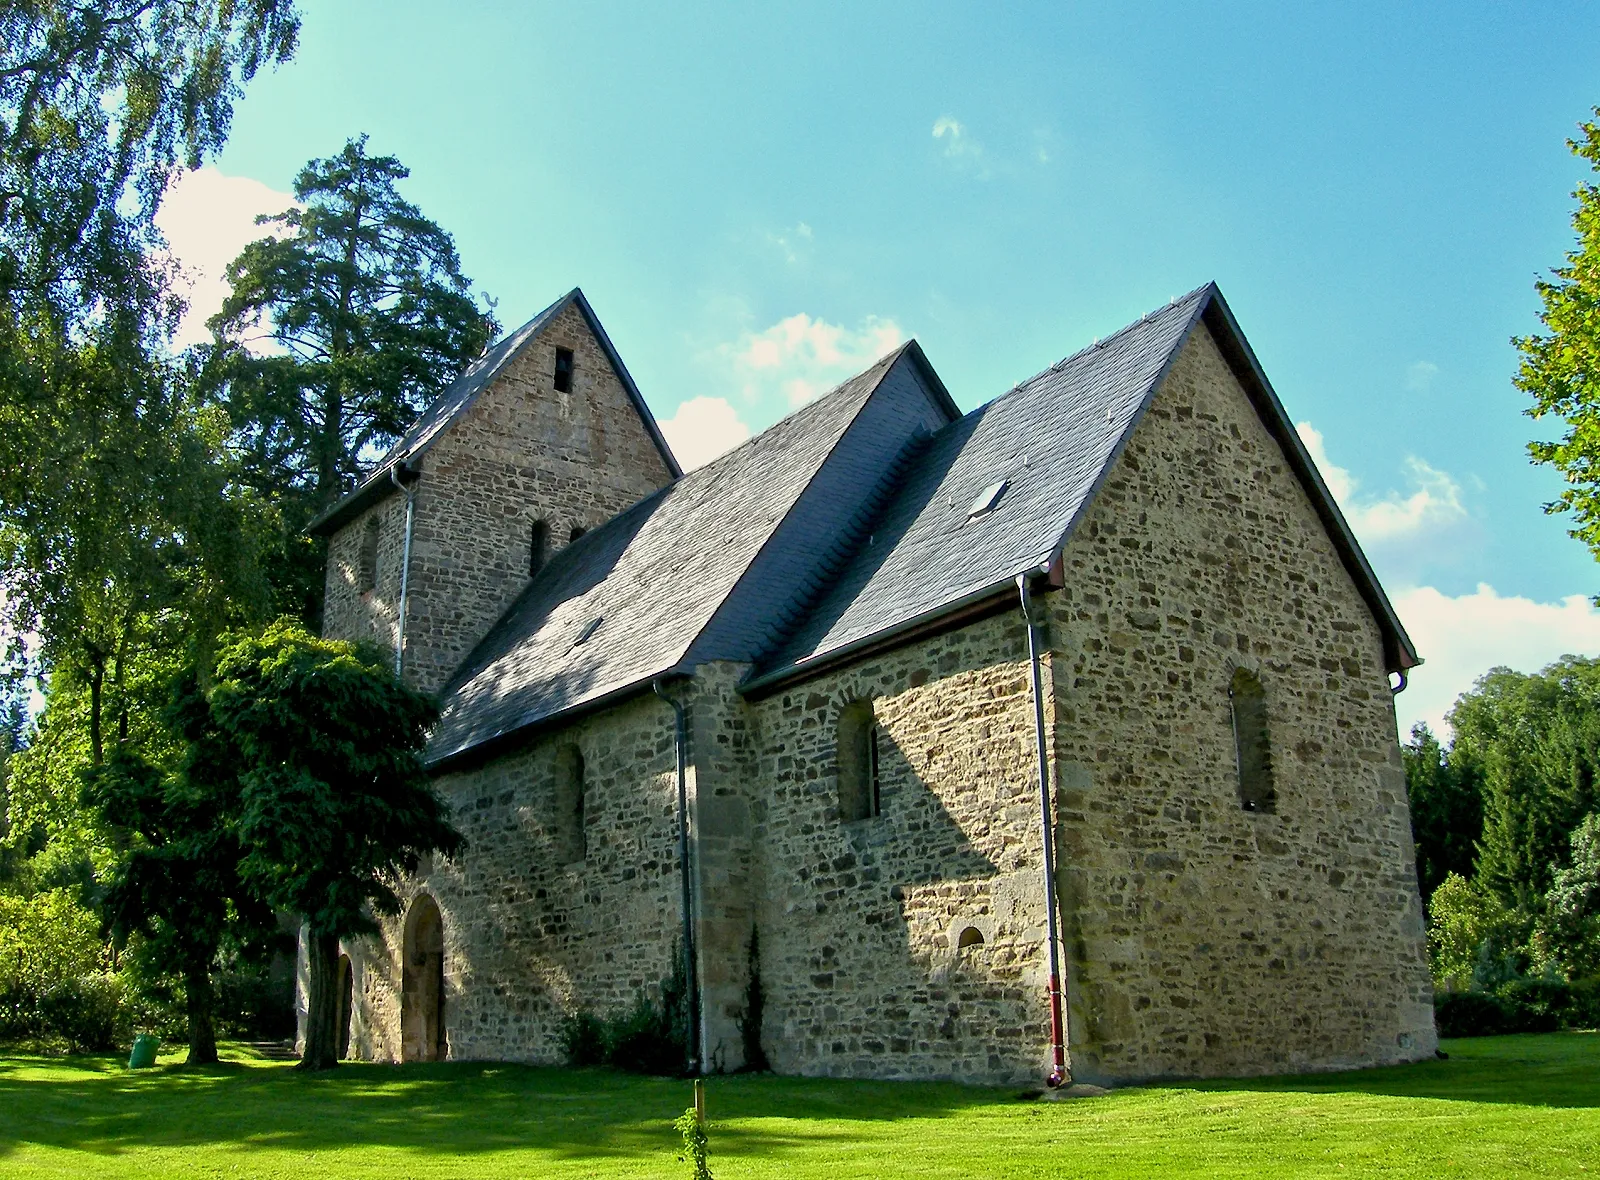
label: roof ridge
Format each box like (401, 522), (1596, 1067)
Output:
(1001, 281), (1216, 398)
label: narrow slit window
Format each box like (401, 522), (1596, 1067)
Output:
(358, 516), (380, 593)
(529, 519), (549, 577)
(553, 347), (574, 393)
(837, 700), (881, 823)
(1229, 667), (1276, 813)
(554, 744), (586, 863)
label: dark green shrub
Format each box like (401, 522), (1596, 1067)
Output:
(1435, 990), (1511, 1037)
(560, 1011), (607, 1067)
(561, 950), (689, 1076)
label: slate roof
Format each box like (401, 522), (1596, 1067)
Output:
(424, 281), (1418, 766)
(745, 282), (1419, 690)
(307, 288), (680, 536)
(426, 348), (916, 767)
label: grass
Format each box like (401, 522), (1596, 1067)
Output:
(0, 1034), (1596, 1178)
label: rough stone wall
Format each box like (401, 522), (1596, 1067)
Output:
(1048, 322), (1437, 1082)
(342, 692), (686, 1063)
(747, 613), (1059, 1086)
(322, 300), (676, 694)
(321, 493), (410, 662)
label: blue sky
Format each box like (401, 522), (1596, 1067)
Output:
(158, 0), (1600, 733)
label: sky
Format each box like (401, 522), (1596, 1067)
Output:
(153, 0), (1600, 737)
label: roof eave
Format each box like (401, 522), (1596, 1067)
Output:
(426, 666), (693, 775)
(740, 566), (1051, 699)
(304, 458), (420, 536)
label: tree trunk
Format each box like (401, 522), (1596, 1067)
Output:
(298, 930), (341, 1071)
(184, 959), (218, 1065)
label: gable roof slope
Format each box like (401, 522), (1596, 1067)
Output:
(307, 288), (680, 536)
(426, 346), (929, 768)
(746, 283), (1418, 692)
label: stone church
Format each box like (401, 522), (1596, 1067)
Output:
(302, 282), (1438, 1085)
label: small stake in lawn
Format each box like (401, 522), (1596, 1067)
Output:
(675, 1078), (712, 1180)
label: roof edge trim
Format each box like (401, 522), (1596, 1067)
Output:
(1197, 291), (1419, 672)
(570, 289), (683, 479)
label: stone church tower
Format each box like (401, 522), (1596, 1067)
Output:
(308, 289), (679, 694)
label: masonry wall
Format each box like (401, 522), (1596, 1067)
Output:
(1047, 322), (1437, 1082)
(747, 612), (1059, 1086)
(323, 300), (676, 695)
(342, 693), (685, 1064)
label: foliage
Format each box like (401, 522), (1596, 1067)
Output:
(204, 135), (497, 621)
(1402, 723), (1483, 906)
(1538, 811), (1600, 978)
(0, 888), (128, 1052)
(81, 741), (281, 1064)
(561, 952), (690, 1076)
(736, 926), (768, 1072)
(1515, 109), (1600, 565)
(674, 1103), (712, 1180)
(3, 1035), (1600, 1177)
(191, 620), (459, 1068)
(1426, 873), (1524, 990)
(0, 0), (299, 334)
(1448, 657), (1600, 908)
(1434, 978), (1600, 1037)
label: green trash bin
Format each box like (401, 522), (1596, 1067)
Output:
(127, 1034), (159, 1070)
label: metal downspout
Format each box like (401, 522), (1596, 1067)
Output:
(390, 465), (417, 681)
(654, 677), (701, 1075)
(1019, 574), (1069, 1088)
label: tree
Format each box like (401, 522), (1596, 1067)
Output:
(81, 736), (276, 1065)
(205, 137), (497, 621)
(1449, 657), (1600, 908)
(199, 621), (461, 1070)
(1403, 723), (1485, 906)
(1515, 109), (1600, 564)
(1540, 812), (1600, 979)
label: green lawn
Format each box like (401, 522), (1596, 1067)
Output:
(0, 1034), (1596, 1178)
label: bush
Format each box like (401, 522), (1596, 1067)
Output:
(561, 952), (689, 1076)
(0, 974), (131, 1052)
(1435, 977), (1600, 1037)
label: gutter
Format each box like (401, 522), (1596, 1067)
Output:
(1018, 573), (1069, 1088)
(653, 677), (702, 1076)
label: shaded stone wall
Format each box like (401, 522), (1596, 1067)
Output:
(322, 300), (676, 695)
(747, 612), (1058, 1086)
(343, 692), (686, 1063)
(1048, 323), (1436, 1082)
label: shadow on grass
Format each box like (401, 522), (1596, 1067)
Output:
(0, 1049), (999, 1162)
(0, 1032), (1593, 1162)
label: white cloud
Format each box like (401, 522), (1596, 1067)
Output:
(1405, 361), (1439, 392)
(932, 115), (988, 176)
(721, 313), (907, 408)
(658, 396), (753, 472)
(1296, 422), (1466, 543)
(1393, 584), (1600, 738)
(154, 166), (294, 348)
(767, 221), (813, 264)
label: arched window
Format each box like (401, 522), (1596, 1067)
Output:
(837, 700), (880, 823)
(569, 524), (587, 543)
(554, 744), (586, 863)
(1229, 667), (1276, 813)
(529, 519), (549, 577)
(358, 516), (380, 593)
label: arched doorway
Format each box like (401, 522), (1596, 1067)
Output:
(401, 894), (446, 1062)
(336, 954), (354, 1060)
